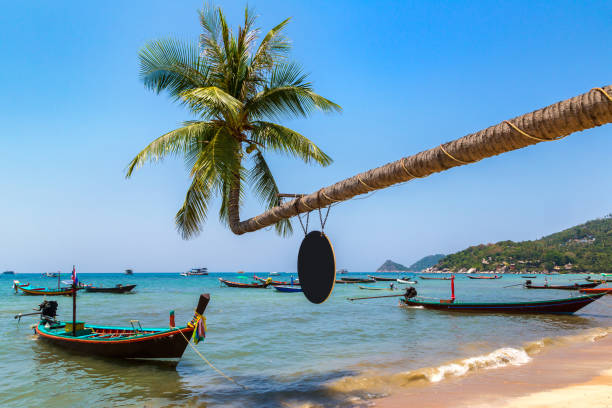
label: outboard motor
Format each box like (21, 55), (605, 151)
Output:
(38, 300), (58, 324)
(404, 287), (417, 299)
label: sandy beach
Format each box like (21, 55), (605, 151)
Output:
(374, 328), (612, 408)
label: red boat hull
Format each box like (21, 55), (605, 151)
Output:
(36, 325), (195, 359)
(579, 288), (612, 295)
(219, 278), (270, 288)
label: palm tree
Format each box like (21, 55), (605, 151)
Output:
(126, 4), (341, 238)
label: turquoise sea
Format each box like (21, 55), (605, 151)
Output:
(1, 272), (610, 407)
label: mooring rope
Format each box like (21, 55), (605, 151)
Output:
(177, 328), (247, 390)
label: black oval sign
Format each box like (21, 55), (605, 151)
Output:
(297, 231), (336, 304)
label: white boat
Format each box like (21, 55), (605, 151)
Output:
(270, 272), (280, 276)
(397, 279), (417, 284)
(336, 269), (348, 274)
(43, 272), (60, 278)
(181, 268), (208, 276)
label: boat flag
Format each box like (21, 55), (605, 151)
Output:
(72, 265), (78, 286)
(191, 313), (206, 345)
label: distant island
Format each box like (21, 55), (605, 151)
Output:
(376, 254), (446, 272)
(434, 214), (612, 273)
(409, 254), (445, 271)
(376, 260), (410, 272)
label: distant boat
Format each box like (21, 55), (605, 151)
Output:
(269, 272), (280, 276)
(586, 276), (612, 283)
(237, 270), (245, 274)
(522, 275), (537, 278)
(2, 271), (15, 275)
(219, 278), (270, 288)
(337, 269), (348, 274)
(14, 281), (81, 296)
(43, 272), (60, 278)
(180, 268), (208, 276)
(85, 284), (137, 294)
(253, 275), (300, 286)
(524, 281), (600, 290)
(467, 275), (502, 280)
(336, 277), (376, 284)
(579, 287), (612, 295)
(368, 275), (397, 281)
(125, 269), (134, 275)
(419, 276), (452, 280)
(273, 285), (302, 293)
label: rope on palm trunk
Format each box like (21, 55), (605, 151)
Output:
(229, 85), (612, 234)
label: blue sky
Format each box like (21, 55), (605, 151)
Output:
(1, 1), (611, 273)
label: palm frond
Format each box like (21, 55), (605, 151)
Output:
(191, 127), (242, 186)
(249, 152), (293, 236)
(175, 175), (215, 239)
(139, 39), (210, 101)
(252, 17), (292, 71)
(245, 63), (342, 121)
(126, 121), (217, 178)
(251, 121), (332, 166)
(180, 86), (243, 120)
(198, 4), (225, 70)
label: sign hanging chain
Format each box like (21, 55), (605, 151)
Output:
(295, 201), (310, 235)
(318, 204), (332, 232)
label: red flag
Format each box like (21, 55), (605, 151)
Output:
(72, 265), (78, 285)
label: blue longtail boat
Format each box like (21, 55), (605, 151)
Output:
(32, 294), (210, 362)
(273, 285), (303, 293)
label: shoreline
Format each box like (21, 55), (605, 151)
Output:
(372, 328), (612, 408)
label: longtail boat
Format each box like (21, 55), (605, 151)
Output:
(340, 277), (375, 282)
(419, 276), (452, 280)
(524, 281), (600, 290)
(349, 275), (605, 314)
(273, 285), (303, 293)
(218, 278), (270, 288)
(586, 276), (612, 283)
(368, 275), (398, 281)
(400, 293), (605, 314)
(253, 275), (300, 286)
(522, 275), (537, 278)
(14, 281), (81, 296)
(467, 275), (502, 280)
(579, 287), (612, 295)
(335, 278), (376, 284)
(397, 279), (417, 284)
(84, 284), (137, 293)
(34, 294), (210, 361)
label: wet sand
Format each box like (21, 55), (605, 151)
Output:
(374, 331), (612, 408)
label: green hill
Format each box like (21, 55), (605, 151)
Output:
(409, 254), (445, 271)
(436, 215), (612, 273)
(376, 260), (410, 272)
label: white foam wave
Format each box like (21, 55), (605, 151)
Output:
(424, 347), (531, 382)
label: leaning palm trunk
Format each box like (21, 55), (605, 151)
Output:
(227, 86), (612, 235)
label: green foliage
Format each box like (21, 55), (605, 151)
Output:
(127, 3), (341, 238)
(436, 216), (612, 273)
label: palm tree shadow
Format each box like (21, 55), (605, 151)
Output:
(192, 370), (375, 408)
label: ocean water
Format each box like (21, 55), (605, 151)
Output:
(0, 272), (610, 407)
